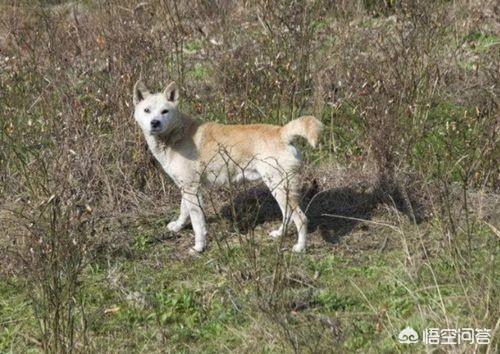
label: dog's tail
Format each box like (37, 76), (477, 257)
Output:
(281, 116), (324, 148)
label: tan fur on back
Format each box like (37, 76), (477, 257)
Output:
(200, 123), (284, 163)
(163, 115), (323, 173)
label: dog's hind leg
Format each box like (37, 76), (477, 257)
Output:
(273, 188), (308, 252)
(263, 173), (308, 252)
(167, 196), (191, 232)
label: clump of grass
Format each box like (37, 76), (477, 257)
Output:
(0, 0), (498, 352)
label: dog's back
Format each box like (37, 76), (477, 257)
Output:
(196, 117), (323, 180)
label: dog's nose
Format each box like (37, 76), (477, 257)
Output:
(151, 119), (161, 129)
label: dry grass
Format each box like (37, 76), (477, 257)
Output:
(0, 0), (499, 352)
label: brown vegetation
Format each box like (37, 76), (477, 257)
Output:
(0, 0), (498, 352)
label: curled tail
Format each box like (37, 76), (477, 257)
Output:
(281, 116), (324, 148)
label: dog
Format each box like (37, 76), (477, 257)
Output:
(133, 80), (323, 254)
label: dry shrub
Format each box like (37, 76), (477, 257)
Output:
(2, 144), (101, 351)
(324, 1), (498, 190)
(151, 0), (330, 123)
(0, 0), (498, 351)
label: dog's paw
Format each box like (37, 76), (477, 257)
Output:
(269, 228), (283, 238)
(292, 243), (305, 253)
(188, 244), (205, 256)
(167, 221), (183, 233)
(188, 247), (202, 257)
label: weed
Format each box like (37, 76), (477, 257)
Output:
(0, 0), (498, 352)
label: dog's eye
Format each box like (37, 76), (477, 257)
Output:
(161, 109), (169, 114)
(144, 108), (151, 113)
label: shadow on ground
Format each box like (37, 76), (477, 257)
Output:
(220, 180), (424, 245)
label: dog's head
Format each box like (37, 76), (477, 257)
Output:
(133, 80), (179, 135)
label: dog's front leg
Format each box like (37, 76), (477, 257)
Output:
(167, 197), (190, 232)
(183, 190), (207, 254)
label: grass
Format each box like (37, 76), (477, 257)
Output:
(464, 31), (500, 53)
(0, 0), (498, 352)
(1, 214), (497, 352)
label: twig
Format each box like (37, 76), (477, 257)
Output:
(322, 213), (400, 232)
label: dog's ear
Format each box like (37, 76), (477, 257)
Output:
(133, 80), (150, 105)
(163, 81), (179, 105)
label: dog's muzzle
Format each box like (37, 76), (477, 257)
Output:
(151, 119), (161, 129)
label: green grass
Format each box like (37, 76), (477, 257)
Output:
(464, 31), (500, 52)
(1, 1), (498, 352)
(184, 39), (203, 53)
(1, 217), (497, 352)
(190, 63), (209, 81)
(458, 31), (499, 71)
(0, 279), (37, 352)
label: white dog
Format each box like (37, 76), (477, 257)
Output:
(133, 80), (323, 254)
